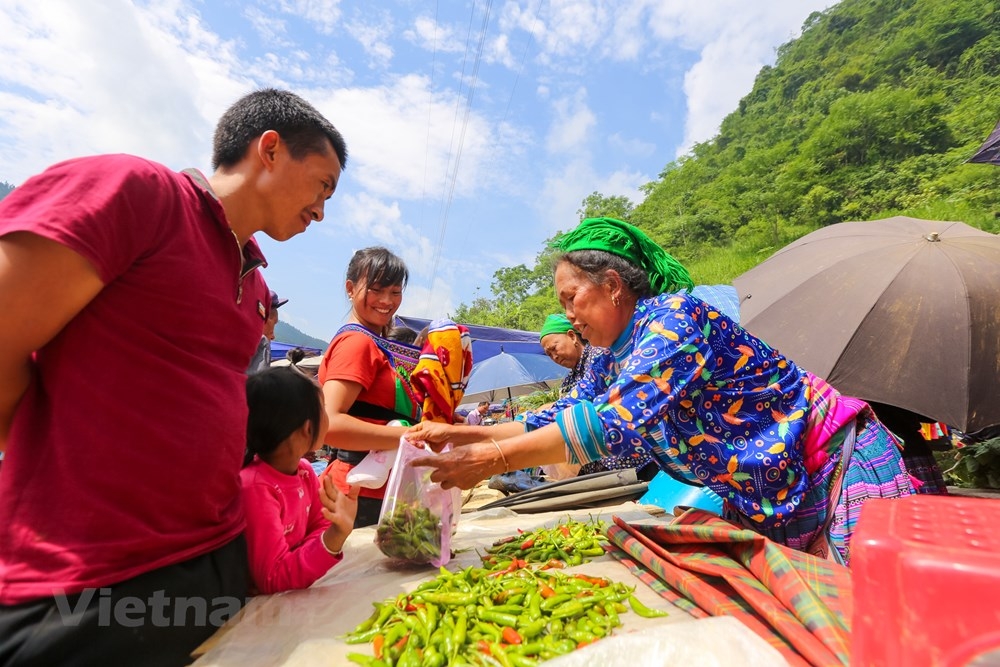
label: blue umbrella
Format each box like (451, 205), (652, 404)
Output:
(463, 350), (567, 403)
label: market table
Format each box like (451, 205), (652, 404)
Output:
(192, 502), (786, 666)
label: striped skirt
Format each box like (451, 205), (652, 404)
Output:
(746, 410), (914, 565)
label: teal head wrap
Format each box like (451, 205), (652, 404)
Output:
(553, 217), (694, 295)
(539, 313), (574, 340)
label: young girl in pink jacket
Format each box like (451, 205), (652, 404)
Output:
(241, 368), (358, 594)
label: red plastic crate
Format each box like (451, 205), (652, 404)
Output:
(851, 495), (1000, 666)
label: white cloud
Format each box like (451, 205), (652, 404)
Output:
(243, 6), (290, 47)
(533, 0), (609, 59)
(401, 278), (457, 320)
(537, 157), (646, 232)
(608, 132), (656, 158)
(545, 88), (595, 155)
(332, 192), (441, 277)
(309, 74), (499, 202)
(405, 16), (465, 53)
(345, 12), (394, 69)
(276, 0), (342, 35)
(643, 0), (838, 155)
(0, 0), (251, 183)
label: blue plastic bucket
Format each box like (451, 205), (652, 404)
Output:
(639, 471), (724, 514)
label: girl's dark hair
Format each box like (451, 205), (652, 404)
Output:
(557, 249), (653, 298)
(385, 326), (418, 344)
(244, 367), (322, 467)
(346, 246), (408, 290)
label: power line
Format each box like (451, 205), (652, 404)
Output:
(428, 0), (495, 290)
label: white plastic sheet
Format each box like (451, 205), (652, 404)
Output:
(192, 502), (784, 666)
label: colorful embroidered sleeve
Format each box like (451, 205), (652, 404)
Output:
(522, 348), (617, 465)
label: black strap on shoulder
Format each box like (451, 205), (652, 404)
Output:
(347, 400), (413, 425)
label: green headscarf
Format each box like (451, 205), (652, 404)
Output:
(553, 217), (694, 295)
(539, 313), (574, 340)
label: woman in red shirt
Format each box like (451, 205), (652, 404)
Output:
(318, 247), (420, 527)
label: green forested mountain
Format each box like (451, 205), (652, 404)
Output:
(456, 0), (1000, 330)
(274, 321), (328, 349)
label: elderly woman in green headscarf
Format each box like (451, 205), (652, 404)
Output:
(409, 217), (913, 564)
(538, 313), (593, 397)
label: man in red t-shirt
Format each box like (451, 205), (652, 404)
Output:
(0, 89), (347, 666)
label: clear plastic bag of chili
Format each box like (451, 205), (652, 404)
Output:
(374, 438), (460, 566)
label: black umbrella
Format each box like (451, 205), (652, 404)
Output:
(968, 118), (1000, 165)
(733, 216), (1000, 432)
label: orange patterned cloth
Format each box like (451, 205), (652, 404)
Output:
(410, 319), (473, 424)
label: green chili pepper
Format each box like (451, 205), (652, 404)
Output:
(628, 595), (669, 618)
(345, 627), (382, 644)
(417, 592), (477, 606)
(478, 609), (519, 627)
(539, 594), (572, 611)
(551, 599), (586, 619)
(453, 607), (467, 655)
(517, 618), (547, 640)
(602, 602), (620, 626)
(396, 644), (422, 667)
(486, 604), (524, 615)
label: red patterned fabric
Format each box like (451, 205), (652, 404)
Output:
(607, 511), (853, 667)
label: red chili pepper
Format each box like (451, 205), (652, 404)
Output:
(373, 634), (385, 660)
(520, 538), (535, 550)
(393, 634), (409, 652)
(477, 640), (492, 654)
(539, 584), (557, 598)
(560, 526), (571, 537)
(577, 638), (597, 649)
(574, 574), (609, 587)
(501, 627), (523, 645)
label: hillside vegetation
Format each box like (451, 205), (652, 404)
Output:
(456, 0), (1000, 330)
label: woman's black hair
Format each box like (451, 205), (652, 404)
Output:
(346, 246), (408, 290)
(557, 249), (653, 298)
(244, 367), (322, 467)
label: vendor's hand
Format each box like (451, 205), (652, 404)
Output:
(404, 421), (461, 449)
(411, 442), (501, 490)
(320, 476), (358, 554)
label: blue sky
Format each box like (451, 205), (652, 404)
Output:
(0, 0), (837, 341)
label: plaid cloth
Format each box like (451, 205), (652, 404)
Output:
(607, 511), (853, 667)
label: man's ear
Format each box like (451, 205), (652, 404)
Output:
(257, 130), (282, 170)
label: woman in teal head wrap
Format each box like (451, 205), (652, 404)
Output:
(409, 218), (913, 564)
(539, 312), (655, 479)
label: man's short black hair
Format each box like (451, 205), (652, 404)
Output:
(212, 88), (348, 171)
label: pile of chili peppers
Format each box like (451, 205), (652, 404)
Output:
(344, 519), (667, 666)
(481, 518), (608, 568)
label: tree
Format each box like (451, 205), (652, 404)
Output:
(577, 191), (635, 221)
(0, 181), (14, 201)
